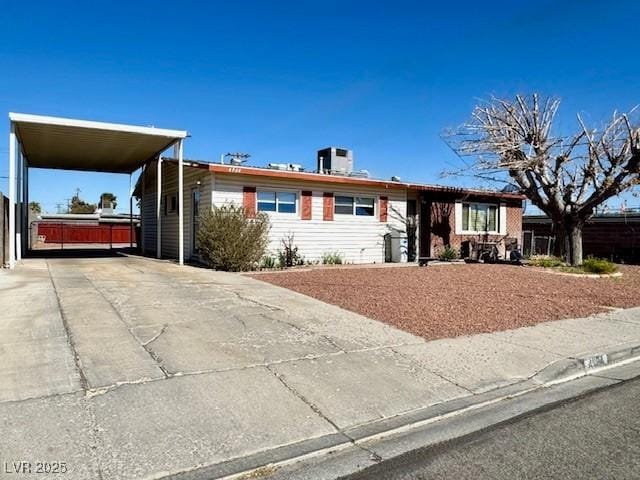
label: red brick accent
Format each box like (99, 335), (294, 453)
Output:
(427, 198), (523, 256)
(301, 191), (312, 220)
(379, 196), (388, 222)
(323, 192), (334, 221)
(243, 186), (256, 218)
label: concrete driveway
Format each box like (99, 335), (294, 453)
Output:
(2, 255), (640, 479)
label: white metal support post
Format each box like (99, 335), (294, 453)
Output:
(176, 140), (184, 265)
(8, 123), (16, 268)
(15, 147), (22, 262)
(22, 153), (28, 255)
(129, 173), (133, 250)
(156, 156), (162, 258)
(140, 164), (146, 255)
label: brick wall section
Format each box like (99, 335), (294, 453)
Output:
(242, 186), (256, 218)
(323, 192), (334, 221)
(426, 196), (523, 258)
(301, 191), (312, 220)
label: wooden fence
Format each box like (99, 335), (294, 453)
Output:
(34, 222), (137, 247)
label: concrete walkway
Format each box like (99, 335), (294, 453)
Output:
(1, 255), (640, 479)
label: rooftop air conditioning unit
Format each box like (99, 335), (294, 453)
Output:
(317, 147), (353, 175)
(349, 169), (369, 178)
(268, 163), (289, 170)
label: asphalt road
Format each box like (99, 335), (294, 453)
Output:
(343, 378), (640, 480)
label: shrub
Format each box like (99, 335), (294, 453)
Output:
(582, 256), (618, 274)
(321, 251), (343, 265)
(260, 255), (278, 269)
(196, 205), (270, 271)
(438, 245), (458, 261)
(277, 233), (303, 268)
(528, 256), (565, 268)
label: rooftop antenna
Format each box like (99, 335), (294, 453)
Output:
(224, 152), (251, 166)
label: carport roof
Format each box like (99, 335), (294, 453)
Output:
(9, 112), (188, 174)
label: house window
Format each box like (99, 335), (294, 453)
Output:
(257, 191), (297, 214)
(334, 195), (375, 216)
(163, 194), (178, 216)
(462, 203), (499, 232)
(335, 196), (354, 215)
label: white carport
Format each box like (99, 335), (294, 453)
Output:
(7, 113), (188, 268)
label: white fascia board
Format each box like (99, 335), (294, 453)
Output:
(9, 112), (188, 139)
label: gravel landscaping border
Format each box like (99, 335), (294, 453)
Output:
(251, 264), (640, 340)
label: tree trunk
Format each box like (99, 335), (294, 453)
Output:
(563, 221), (584, 266)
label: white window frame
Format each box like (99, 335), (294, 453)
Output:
(257, 189), (299, 216)
(334, 194), (377, 217)
(456, 201), (502, 235)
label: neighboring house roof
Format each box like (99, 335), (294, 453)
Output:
(137, 157), (525, 201)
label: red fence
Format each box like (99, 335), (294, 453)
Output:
(35, 222), (137, 245)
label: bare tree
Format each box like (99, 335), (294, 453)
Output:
(446, 94), (640, 265)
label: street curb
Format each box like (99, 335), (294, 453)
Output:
(532, 341), (640, 385)
(162, 345), (640, 480)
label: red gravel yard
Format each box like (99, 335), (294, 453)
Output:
(251, 264), (640, 340)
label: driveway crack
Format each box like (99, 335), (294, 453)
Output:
(265, 365), (341, 431)
(46, 260), (89, 391)
(389, 346), (476, 396)
(264, 365), (383, 461)
(83, 275), (170, 379)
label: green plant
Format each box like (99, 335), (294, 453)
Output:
(277, 233), (302, 268)
(582, 256), (618, 274)
(437, 245), (458, 261)
(196, 205), (270, 271)
(260, 255), (277, 269)
(528, 256), (565, 268)
(321, 251), (343, 265)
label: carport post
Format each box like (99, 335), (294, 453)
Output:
(156, 156), (162, 258)
(15, 149), (22, 262)
(24, 160), (29, 253)
(129, 173), (133, 249)
(176, 139), (184, 265)
(140, 163), (146, 255)
(8, 123), (16, 268)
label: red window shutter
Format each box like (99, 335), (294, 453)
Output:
(301, 191), (312, 220)
(379, 196), (388, 222)
(323, 192), (334, 221)
(243, 186), (256, 218)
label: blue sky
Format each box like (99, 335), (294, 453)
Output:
(1, 0), (639, 213)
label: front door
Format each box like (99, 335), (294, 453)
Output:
(191, 187), (200, 256)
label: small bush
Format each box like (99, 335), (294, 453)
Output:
(196, 205), (270, 271)
(528, 256), (565, 268)
(582, 256), (618, 274)
(260, 255), (278, 269)
(321, 251), (344, 265)
(438, 245), (458, 261)
(277, 233), (303, 268)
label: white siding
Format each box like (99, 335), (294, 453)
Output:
(140, 162), (211, 260)
(212, 173), (407, 264)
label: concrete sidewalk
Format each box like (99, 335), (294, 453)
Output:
(1, 256), (640, 479)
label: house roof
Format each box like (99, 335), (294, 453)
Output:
(155, 157), (526, 200)
(10, 112), (188, 174)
